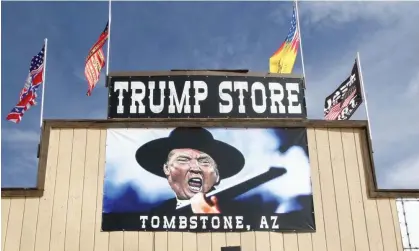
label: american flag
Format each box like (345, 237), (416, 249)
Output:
(285, 5), (299, 45)
(6, 45), (45, 123)
(85, 22), (108, 96)
(269, 3), (300, 74)
(324, 87), (357, 120)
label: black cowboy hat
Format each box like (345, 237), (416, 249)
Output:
(135, 127), (245, 179)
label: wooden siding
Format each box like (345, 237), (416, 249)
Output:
(1, 127), (403, 251)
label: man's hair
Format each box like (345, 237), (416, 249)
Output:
(166, 150), (176, 163)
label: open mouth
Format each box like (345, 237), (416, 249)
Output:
(188, 177), (203, 193)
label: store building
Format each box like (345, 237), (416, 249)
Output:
(2, 71), (418, 251)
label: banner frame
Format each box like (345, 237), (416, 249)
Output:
(105, 71), (307, 120)
(101, 124), (315, 233)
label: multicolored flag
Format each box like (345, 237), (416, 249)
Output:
(269, 2), (300, 74)
(6, 44), (45, 123)
(85, 22), (109, 96)
(324, 60), (363, 120)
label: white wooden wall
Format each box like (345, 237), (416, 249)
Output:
(1, 127), (404, 251)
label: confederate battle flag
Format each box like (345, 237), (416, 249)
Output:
(6, 44), (45, 123)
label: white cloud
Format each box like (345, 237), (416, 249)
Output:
(8, 153), (38, 172)
(2, 129), (40, 187)
(191, 31), (267, 71)
(73, 68), (107, 89)
(292, 2), (419, 189)
(2, 153), (39, 187)
(405, 71), (419, 99)
(2, 128), (40, 145)
(299, 2), (405, 27)
(383, 154), (419, 189)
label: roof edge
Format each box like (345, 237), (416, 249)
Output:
(39, 118), (368, 129)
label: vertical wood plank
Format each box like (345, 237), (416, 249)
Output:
(225, 233), (240, 247)
(283, 233), (298, 251)
(390, 200), (403, 251)
(269, 232), (283, 251)
(49, 129), (75, 251)
(211, 233), (226, 251)
(4, 198), (25, 251)
(94, 130), (109, 251)
(306, 128), (327, 251)
(80, 130), (101, 251)
(341, 129), (370, 251)
(65, 129), (87, 251)
(328, 129), (355, 251)
(154, 232), (168, 251)
(138, 232), (154, 251)
(34, 129), (60, 251)
(297, 233), (312, 251)
(197, 233), (212, 251)
(183, 232), (197, 251)
(19, 198), (40, 251)
(376, 199), (398, 251)
(49, 129), (74, 251)
(315, 128), (341, 251)
(124, 232), (139, 251)
(167, 232), (182, 251)
(255, 232), (269, 251)
(2, 198), (11, 251)
(354, 129), (384, 251)
(109, 232), (124, 251)
(241, 232), (255, 251)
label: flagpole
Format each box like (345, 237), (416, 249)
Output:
(106, 0), (111, 76)
(294, 0), (307, 83)
(356, 51), (373, 142)
(39, 38), (48, 128)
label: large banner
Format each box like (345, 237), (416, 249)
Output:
(102, 127), (315, 232)
(107, 74), (307, 119)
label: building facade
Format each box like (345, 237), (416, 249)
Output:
(2, 119), (418, 251)
(3, 71), (419, 251)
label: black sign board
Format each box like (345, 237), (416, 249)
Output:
(107, 74), (307, 119)
(221, 247), (241, 251)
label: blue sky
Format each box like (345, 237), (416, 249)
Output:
(1, 1), (419, 189)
